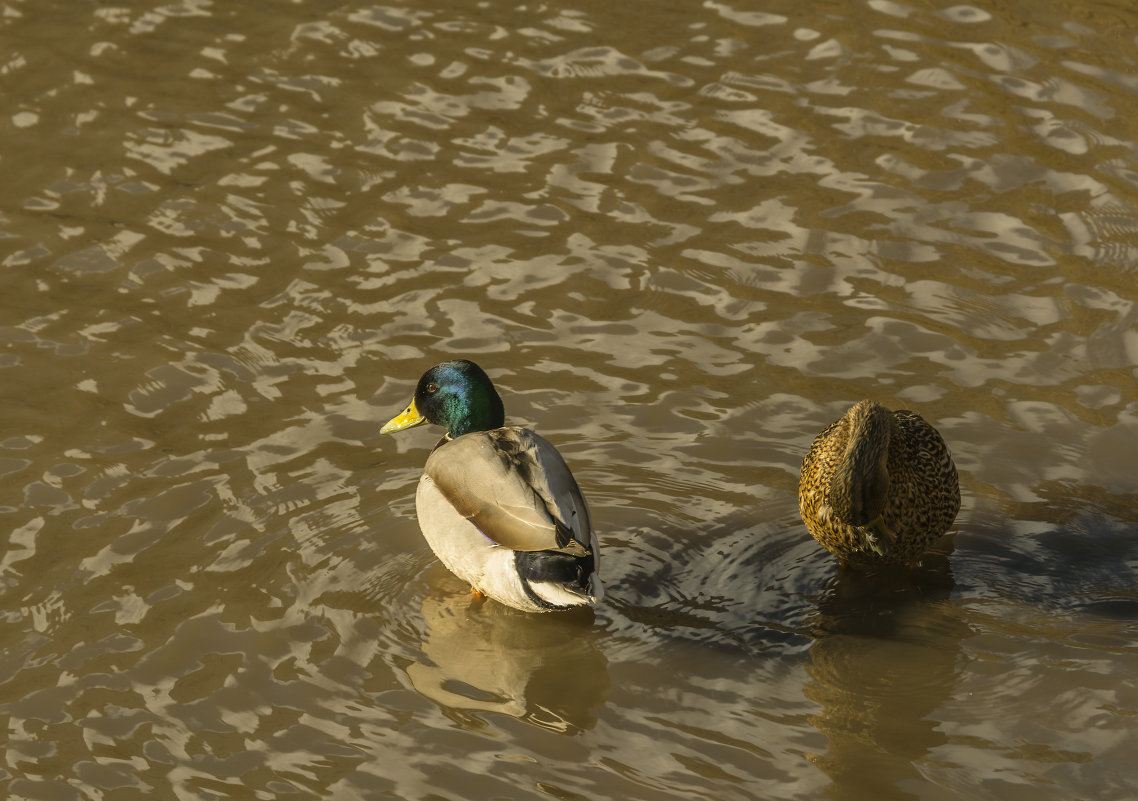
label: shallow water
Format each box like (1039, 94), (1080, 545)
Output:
(1, 0), (1137, 799)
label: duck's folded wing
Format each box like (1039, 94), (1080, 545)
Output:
(423, 427), (592, 553)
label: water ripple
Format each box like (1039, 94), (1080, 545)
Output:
(2, 0), (1138, 798)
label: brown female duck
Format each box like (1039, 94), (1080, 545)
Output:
(798, 400), (960, 569)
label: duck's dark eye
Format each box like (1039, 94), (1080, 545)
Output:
(425, 382), (439, 394)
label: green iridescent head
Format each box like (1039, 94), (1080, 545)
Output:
(381, 359), (506, 438)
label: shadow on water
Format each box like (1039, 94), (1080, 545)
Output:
(954, 483), (1138, 622)
(801, 546), (968, 801)
(806, 545), (957, 638)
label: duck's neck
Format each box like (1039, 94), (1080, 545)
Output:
(445, 391), (505, 437)
(828, 401), (892, 526)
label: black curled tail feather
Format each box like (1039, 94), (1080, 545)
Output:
(514, 548), (595, 607)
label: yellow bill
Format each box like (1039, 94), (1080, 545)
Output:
(380, 398), (427, 434)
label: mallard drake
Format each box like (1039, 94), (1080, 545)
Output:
(798, 399), (960, 569)
(381, 359), (602, 613)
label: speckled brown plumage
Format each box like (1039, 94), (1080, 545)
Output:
(798, 400), (960, 568)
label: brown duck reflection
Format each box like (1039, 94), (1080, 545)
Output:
(802, 546), (970, 799)
(404, 567), (610, 735)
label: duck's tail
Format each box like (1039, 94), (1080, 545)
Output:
(515, 547), (601, 610)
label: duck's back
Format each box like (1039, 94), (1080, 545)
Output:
(883, 410), (960, 541)
(800, 407), (959, 567)
(423, 426), (593, 553)
(415, 426), (600, 611)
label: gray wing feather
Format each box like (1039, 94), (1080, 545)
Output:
(423, 427), (593, 553)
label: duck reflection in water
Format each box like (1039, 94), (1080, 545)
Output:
(404, 566), (610, 735)
(802, 545), (969, 799)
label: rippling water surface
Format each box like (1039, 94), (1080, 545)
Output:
(2, 0), (1137, 798)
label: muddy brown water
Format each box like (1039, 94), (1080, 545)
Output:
(1, 1), (1136, 799)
